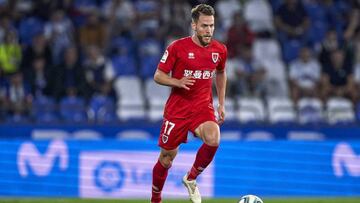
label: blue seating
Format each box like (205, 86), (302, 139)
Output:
(59, 96), (87, 123)
(71, 0), (99, 26)
(138, 38), (161, 78)
(111, 36), (136, 58)
(139, 55), (159, 78)
(356, 102), (360, 122)
(111, 55), (137, 76)
(32, 96), (59, 123)
(88, 94), (117, 124)
(5, 113), (30, 124)
(282, 39), (302, 63)
(303, 2), (329, 44)
(18, 17), (44, 46)
(297, 98), (324, 124)
(308, 22), (328, 44)
(269, 0), (283, 12)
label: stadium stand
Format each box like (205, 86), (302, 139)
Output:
(236, 96), (266, 123)
(0, 0), (359, 126)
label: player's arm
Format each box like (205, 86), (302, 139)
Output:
(215, 69), (227, 125)
(154, 69), (195, 90)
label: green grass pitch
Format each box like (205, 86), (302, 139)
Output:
(0, 198), (359, 203)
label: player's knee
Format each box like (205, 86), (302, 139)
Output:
(159, 152), (176, 168)
(203, 133), (220, 146)
(159, 156), (173, 168)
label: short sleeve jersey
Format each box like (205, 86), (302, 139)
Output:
(158, 36), (227, 119)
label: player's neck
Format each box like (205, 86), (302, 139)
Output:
(191, 35), (210, 48)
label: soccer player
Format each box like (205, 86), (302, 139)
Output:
(151, 4), (227, 203)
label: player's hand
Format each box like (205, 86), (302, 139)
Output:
(177, 77), (195, 90)
(217, 104), (225, 125)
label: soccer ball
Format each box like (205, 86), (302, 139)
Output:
(238, 194), (263, 203)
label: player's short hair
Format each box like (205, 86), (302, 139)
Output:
(191, 4), (215, 22)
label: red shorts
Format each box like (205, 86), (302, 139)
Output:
(158, 106), (217, 150)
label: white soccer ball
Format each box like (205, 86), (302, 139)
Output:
(238, 194), (263, 203)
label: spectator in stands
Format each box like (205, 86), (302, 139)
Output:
(343, 0), (359, 42)
(21, 33), (52, 75)
(321, 49), (357, 102)
(32, 0), (72, 21)
(215, 0), (241, 38)
(318, 29), (354, 73)
(1, 0), (360, 125)
(243, 0), (274, 36)
(53, 46), (86, 101)
(110, 37), (137, 77)
(318, 29), (340, 66)
(225, 48), (242, 97)
(275, 0), (310, 41)
(72, 0), (100, 16)
(0, 69), (6, 121)
(160, 0), (191, 45)
(13, 0), (34, 18)
(88, 82), (116, 124)
(44, 9), (74, 65)
(138, 31), (162, 79)
(0, 0), (8, 13)
(79, 9), (107, 51)
(4, 71), (32, 120)
(353, 30), (360, 101)
(134, 0), (161, 35)
(83, 45), (114, 100)
(354, 30), (360, 65)
(59, 86), (87, 123)
(102, 0), (136, 39)
(225, 11), (255, 59)
(187, 0), (216, 7)
(234, 45), (266, 97)
(69, 0), (102, 27)
(25, 56), (52, 98)
(354, 62), (360, 100)
(0, 14), (15, 44)
(301, 0), (337, 45)
(289, 46), (322, 102)
(0, 30), (21, 75)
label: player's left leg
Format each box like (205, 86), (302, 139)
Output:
(189, 120), (220, 180)
(182, 121), (220, 203)
(152, 147), (178, 203)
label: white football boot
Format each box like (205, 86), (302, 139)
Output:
(182, 173), (201, 203)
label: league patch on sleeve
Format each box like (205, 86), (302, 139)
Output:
(160, 50), (169, 63)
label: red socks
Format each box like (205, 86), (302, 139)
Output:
(151, 160), (170, 203)
(187, 143), (218, 180)
(151, 144), (218, 202)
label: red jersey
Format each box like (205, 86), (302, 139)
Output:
(158, 36), (227, 119)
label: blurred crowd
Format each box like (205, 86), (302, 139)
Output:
(0, 0), (359, 124)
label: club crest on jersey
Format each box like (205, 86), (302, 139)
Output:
(162, 134), (168, 143)
(212, 53), (219, 63)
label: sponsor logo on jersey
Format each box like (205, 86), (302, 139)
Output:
(184, 69), (215, 79)
(212, 53), (219, 63)
(188, 52), (195, 59)
(160, 50), (169, 63)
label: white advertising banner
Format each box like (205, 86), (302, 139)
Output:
(79, 151), (214, 198)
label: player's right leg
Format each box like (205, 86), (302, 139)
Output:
(151, 147), (178, 203)
(152, 117), (188, 203)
